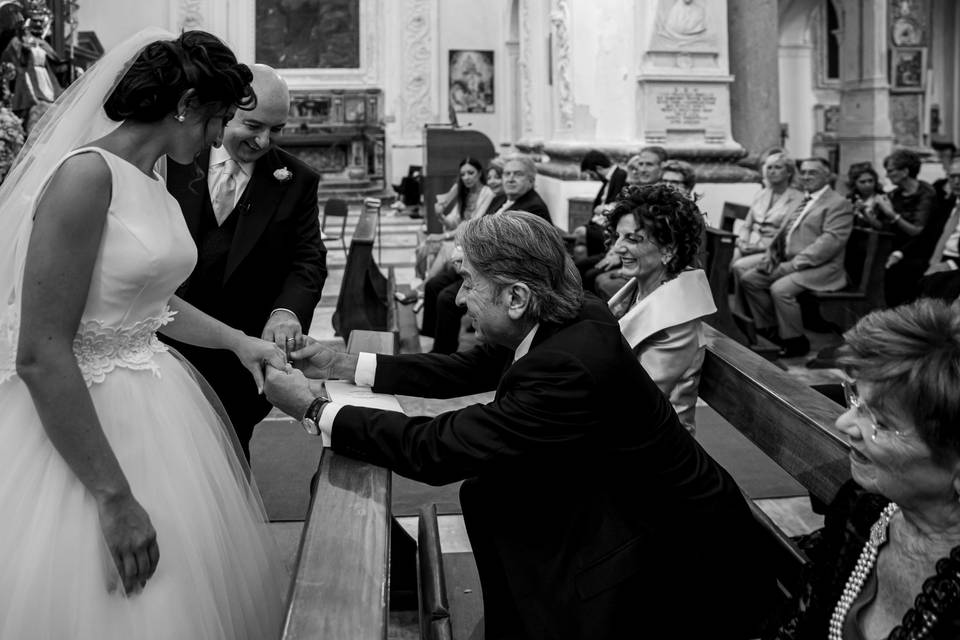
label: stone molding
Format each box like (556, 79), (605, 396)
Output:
(174, 0), (205, 31)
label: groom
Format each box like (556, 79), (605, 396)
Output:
(165, 64), (327, 458)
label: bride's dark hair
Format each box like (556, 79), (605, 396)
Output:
(104, 30), (254, 122)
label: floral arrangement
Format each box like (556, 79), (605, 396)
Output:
(273, 167), (293, 182)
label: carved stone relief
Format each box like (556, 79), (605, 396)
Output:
(550, 0), (573, 130)
(519, 0), (533, 134)
(177, 0), (206, 31)
(402, 0), (433, 135)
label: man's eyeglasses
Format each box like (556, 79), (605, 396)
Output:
(841, 380), (903, 441)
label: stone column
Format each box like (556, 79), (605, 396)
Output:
(835, 0), (893, 172)
(727, 0), (780, 157)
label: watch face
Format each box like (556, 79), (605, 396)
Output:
(892, 18), (921, 46)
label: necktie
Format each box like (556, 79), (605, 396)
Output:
(770, 193), (811, 263)
(211, 159), (240, 226)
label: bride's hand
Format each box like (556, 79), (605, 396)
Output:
(232, 334), (287, 393)
(96, 492), (159, 595)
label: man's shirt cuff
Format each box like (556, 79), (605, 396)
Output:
(355, 352), (378, 387)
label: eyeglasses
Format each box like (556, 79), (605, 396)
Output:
(841, 380), (903, 441)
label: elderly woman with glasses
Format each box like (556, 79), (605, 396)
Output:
(770, 298), (960, 640)
(605, 184), (715, 434)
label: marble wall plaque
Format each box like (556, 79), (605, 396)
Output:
(639, 82), (734, 146)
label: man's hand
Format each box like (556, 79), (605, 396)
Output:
(264, 366), (317, 420)
(289, 342), (359, 381)
(770, 261), (795, 281)
(262, 309), (303, 351)
(886, 250), (904, 269)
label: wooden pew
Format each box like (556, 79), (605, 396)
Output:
(331, 199), (400, 349)
(281, 331), (397, 640)
(799, 227), (894, 332)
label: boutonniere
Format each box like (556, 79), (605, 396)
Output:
(273, 167), (293, 182)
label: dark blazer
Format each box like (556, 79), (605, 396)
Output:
(331, 295), (773, 639)
(165, 147), (326, 444)
(591, 165), (628, 209)
(484, 187), (552, 223)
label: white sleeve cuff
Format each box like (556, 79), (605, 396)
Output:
(317, 402), (343, 447)
(270, 308), (299, 322)
(355, 352), (378, 387)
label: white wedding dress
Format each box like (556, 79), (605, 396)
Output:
(0, 148), (287, 639)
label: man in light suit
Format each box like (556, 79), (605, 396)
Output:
(738, 157), (853, 357)
(164, 64), (326, 458)
(264, 212), (773, 639)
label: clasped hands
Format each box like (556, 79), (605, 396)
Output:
(263, 340), (343, 421)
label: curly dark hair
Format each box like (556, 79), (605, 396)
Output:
(104, 30), (254, 123)
(605, 183), (704, 275)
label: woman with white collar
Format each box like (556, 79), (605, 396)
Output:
(606, 184), (715, 433)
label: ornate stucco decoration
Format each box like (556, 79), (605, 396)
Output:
(550, 0), (573, 130)
(519, 0), (533, 134)
(403, 0), (433, 135)
(178, 0), (205, 31)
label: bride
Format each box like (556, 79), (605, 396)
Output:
(0, 29), (288, 638)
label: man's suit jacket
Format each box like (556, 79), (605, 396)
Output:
(330, 296), (772, 639)
(167, 147), (326, 335)
(165, 147), (326, 438)
(484, 187), (552, 222)
(776, 187), (854, 291)
(591, 166), (628, 209)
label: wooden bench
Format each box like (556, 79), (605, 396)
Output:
(799, 227), (894, 332)
(703, 226), (781, 359)
(281, 330), (398, 640)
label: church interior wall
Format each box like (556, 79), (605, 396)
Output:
(566, 0), (637, 143)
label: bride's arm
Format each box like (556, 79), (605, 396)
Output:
(161, 296), (286, 393)
(15, 153), (158, 595)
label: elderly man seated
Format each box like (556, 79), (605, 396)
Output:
(420, 153), (550, 354)
(736, 157), (853, 358)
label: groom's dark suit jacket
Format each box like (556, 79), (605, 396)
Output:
(330, 295), (773, 639)
(164, 147), (326, 448)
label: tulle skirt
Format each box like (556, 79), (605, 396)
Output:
(0, 351), (287, 639)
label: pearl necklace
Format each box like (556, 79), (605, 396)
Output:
(828, 502), (900, 640)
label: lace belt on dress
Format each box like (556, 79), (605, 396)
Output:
(0, 305), (176, 387)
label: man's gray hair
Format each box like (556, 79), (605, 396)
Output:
(501, 153), (538, 182)
(457, 211), (582, 324)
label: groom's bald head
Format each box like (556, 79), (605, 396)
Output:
(221, 64), (290, 164)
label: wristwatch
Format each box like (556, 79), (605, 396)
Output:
(301, 396), (328, 436)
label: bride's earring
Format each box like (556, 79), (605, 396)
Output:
(174, 113), (185, 123)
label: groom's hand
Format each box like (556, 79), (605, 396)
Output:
(264, 366), (316, 420)
(262, 309), (303, 350)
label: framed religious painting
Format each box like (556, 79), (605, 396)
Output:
(449, 50), (494, 113)
(890, 47), (926, 92)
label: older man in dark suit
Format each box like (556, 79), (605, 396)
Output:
(164, 64), (326, 458)
(738, 157), (854, 357)
(265, 211), (773, 640)
(421, 154), (551, 354)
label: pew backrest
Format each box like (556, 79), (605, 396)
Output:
(281, 331), (397, 640)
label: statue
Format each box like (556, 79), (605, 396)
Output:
(650, 0), (718, 52)
(1, 0), (63, 133)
